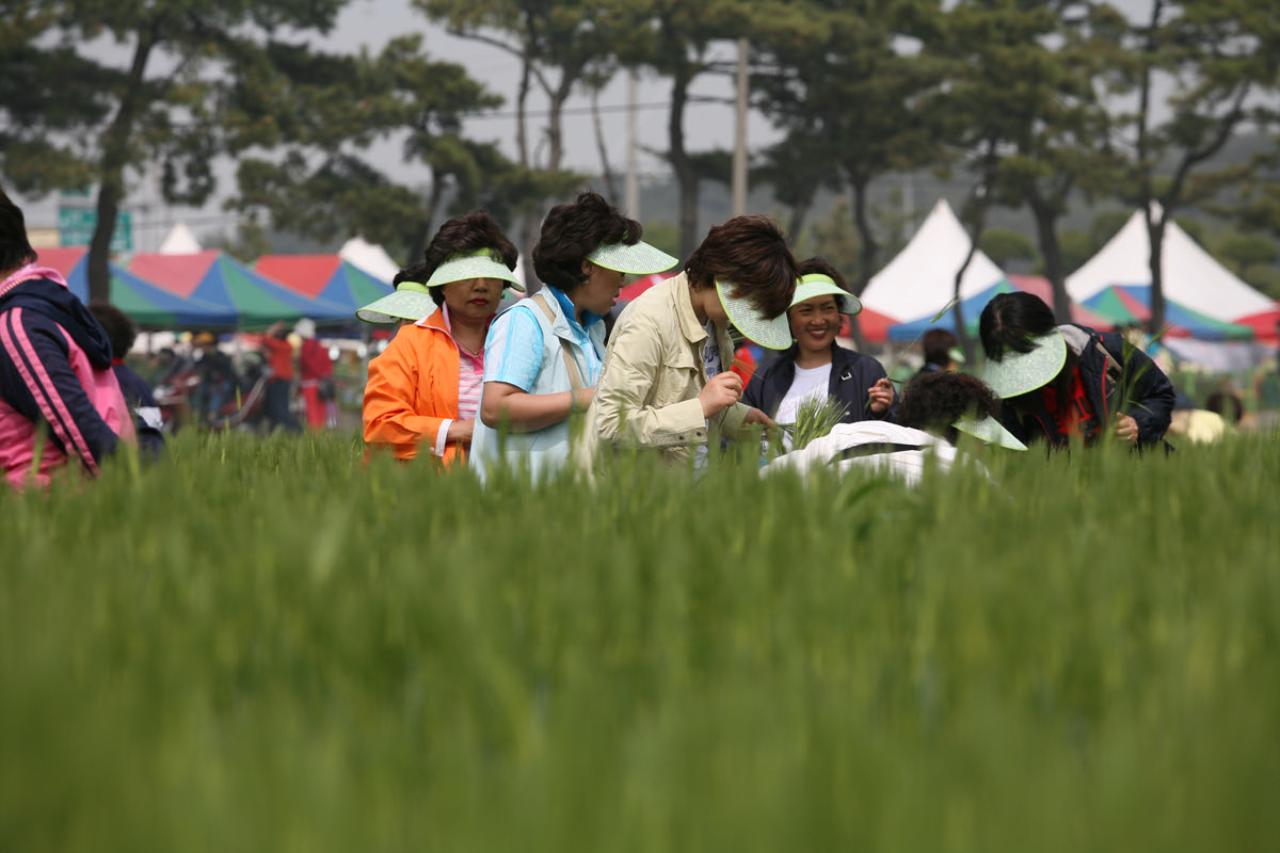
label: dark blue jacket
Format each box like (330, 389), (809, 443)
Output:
(112, 362), (165, 455)
(1000, 324), (1176, 449)
(744, 343), (896, 424)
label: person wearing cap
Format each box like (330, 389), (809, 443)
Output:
(978, 292), (1175, 449)
(355, 273), (438, 327)
(471, 192), (677, 479)
(362, 211), (522, 465)
(763, 371), (1025, 486)
(916, 328), (965, 376)
(578, 215), (796, 468)
(743, 257), (895, 433)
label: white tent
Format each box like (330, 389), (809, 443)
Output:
(339, 237), (401, 282)
(859, 199), (1006, 320)
(1066, 209), (1274, 322)
(158, 223), (201, 254)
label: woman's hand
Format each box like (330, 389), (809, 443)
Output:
(744, 407), (777, 429)
(1115, 414), (1139, 444)
(699, 372), (743, 418)
(447, 418), (475, 447)
(867, 378), (895, 415)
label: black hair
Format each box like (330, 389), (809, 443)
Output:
(89, 303), (137, 360)
(921, 328), (958, 367)
(899, 372), (999, 441)
(980, 291), (1076, 406)
(0, 185), (37, 274)
(685, 216), (797, 318)
(533, 192), (642, 292)
(398, 210), (518, 306)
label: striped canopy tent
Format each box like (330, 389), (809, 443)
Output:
(129, 251), (349, 327)
(850, 306), (897, 344)
(1081, 285), (1254, 341)
(1231, 307), (1280, 344)
(619, 271), (676, 302)
(36, 247), (238, 328)
(887, 277), (1116, 343)
(255, 255), (393, 317)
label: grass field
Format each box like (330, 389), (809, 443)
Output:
(2, 431), (1278, 852)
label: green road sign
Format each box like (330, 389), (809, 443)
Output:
(58, 207), (133, 252)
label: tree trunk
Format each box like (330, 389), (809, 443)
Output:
(1029, 197), (1072, 323)
(591, 87), (620, 203)
(515, 50), (537, 291)
(669, 63), (699, 258)
(847, 178), (880, 352)
(786, 200), (811, 248)
(1146, 208), (1166, 334)
(87, 30), (156, 303)
(952, 204), (990, 364)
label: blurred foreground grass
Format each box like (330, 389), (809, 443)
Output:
(2, 431), (1278, 852)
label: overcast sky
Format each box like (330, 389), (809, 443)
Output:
(20, 0), (1157, 244)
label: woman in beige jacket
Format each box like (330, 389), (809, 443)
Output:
(580, 215), (798, 467)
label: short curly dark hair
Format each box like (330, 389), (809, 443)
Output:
(899, 372), (998, 433)
(397, 210), (518, 306)
(796, 257), (849, 291)
(89, 302), (137, 360)
(533, 192), (642, 292)
(686, 216), (797, 319)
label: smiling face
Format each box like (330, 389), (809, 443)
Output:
(441, 277), (503, 324)
(573, 261), (626, 317)
(788, 295), (841, 354)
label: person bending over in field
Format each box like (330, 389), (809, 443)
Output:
(0, 186), (136, 488)
(743, 256), (895, 443)
(577, 215), (797, 469)
(471, 192), (678, 480)
(363, 211), (523, 466)
(763, 372), (1025, 486)
(978, 292), (1175, 450)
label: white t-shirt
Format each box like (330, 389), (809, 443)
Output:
(776, 363), (833, 426)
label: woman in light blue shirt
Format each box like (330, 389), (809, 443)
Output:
(471, 192), (676, 479)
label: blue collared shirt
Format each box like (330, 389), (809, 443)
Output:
(484, 287), (604, 391)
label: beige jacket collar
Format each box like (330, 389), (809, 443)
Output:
(667, 272), (708, 346)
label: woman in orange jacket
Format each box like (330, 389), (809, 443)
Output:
(361, 212), (522, 465)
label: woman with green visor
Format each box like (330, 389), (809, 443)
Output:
(361, 211), (522, 466)
(578, 214), (797, 468)
(471, 192), (677, 479)
(743, 257), (895, 432)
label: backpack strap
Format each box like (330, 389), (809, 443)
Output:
(533, 292), (585, 392)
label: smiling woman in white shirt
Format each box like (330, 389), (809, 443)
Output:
(743, 257), (896, 431)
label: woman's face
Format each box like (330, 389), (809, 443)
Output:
(574, 261), (626, 317)
(442, 278), (503, 324)
(788, 295), (841, 353)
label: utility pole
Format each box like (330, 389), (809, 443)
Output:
(732, 38), (749, 216)
(625, 70), (640, 219)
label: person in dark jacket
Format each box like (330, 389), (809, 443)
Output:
(978, 292), (1175, 448)
(744, 257), (895, 427)
(0, 186), (134, 488)
(89, 302), (165, 455)
(916, 328), (964, 376)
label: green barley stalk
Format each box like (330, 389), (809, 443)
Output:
(783, 396), (849, 451)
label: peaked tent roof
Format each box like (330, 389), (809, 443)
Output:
(1232, 307), (1280, 344)
(860, 199), (1006, 321)
(255, 255), (393, 316)
(339, 238), (401, 282)
(158, 223), (202, 254)
(1080, 285), (1253, 341)
(1065, 209), (1274, 322)
(130, 250), (350, 326)
(36, 247), (238, 328)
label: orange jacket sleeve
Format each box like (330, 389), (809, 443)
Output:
(363, 338), (450, 462)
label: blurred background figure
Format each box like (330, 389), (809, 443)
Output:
(917, 328), (964, 376)
(260, 322), (300, 433)
(295, 318), (335, 429)
(89, 302), (164, 455)
(190, 332), (236, 427)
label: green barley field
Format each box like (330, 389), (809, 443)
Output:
(2, 431), (1278, 852)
